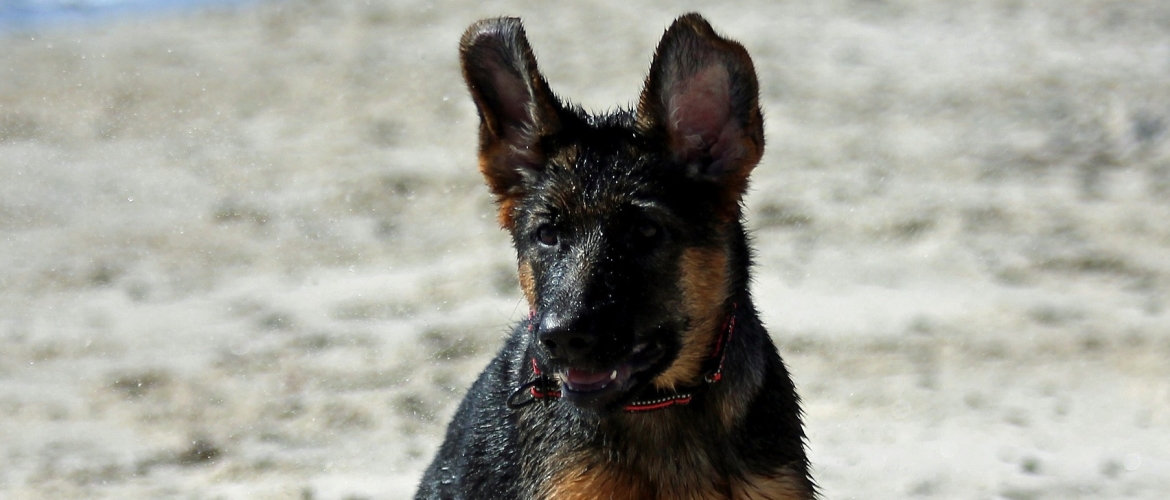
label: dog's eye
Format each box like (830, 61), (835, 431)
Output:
(631, 221), (661, 247)
(536, 224), (559, 247)
(637, 222), (658, 239)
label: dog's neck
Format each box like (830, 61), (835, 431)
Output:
(531, 300), (790, 498)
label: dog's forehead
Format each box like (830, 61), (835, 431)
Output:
(538, 138), (662, 217)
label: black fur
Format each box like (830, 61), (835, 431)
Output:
(416, 14), (813, 499)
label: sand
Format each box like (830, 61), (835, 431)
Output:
(1, 0), (1169, 498)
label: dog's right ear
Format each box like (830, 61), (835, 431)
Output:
(460, 18), (561, 225)
(637, 14), (763, 221)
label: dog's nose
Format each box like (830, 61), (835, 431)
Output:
(537, 314), (597, 362)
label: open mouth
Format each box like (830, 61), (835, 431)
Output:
(553, 342), (665, 407)
(558, 365), (630, 394)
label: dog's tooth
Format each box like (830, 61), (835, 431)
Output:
(610, 370), (618, 380)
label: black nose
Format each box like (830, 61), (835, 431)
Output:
(537, 313), (597, 362)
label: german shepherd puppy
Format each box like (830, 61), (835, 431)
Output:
(416, 13), (813, 499)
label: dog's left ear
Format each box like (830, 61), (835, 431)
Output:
(638, 14), (763, 210)
(460, 18), (561, 227)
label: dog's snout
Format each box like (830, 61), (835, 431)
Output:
(539, 331), (596, 359)
(537, 314), (597, 361)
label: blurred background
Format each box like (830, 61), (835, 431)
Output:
(1, 0), (1169, 498)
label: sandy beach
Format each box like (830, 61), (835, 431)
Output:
(2, 1), (1169, 498)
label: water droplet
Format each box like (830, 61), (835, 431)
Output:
(1125, 453), (1142, 471)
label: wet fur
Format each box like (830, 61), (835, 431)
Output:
(416, 14), (813, 499)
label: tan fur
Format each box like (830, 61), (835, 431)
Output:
(541, 462), (649, 500)
(731, 469), (814, 500)
(543, 461), (811, 500)
(541, 463), (728, 500)
(653, 247), (729, 390)
(715, 132), (762, 221)
(549, 144), (580, 171)
(518, 260), (536, 308)
(478, 154), (519, 229)
(496, 196), (518, 229)
(716, 383), (748, 430)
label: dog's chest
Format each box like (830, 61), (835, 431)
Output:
(533, 445), (809, 500)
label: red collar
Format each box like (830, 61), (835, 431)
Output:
(509, 305), (738, 412)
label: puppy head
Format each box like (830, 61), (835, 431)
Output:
(461, 14), (762, 409)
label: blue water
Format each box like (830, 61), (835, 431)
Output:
(0, 0), (251, 31)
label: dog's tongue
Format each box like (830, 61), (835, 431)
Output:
(565, 368), (611, 386)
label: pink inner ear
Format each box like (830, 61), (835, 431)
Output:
(492, 69), (534, 136)
(667, 64), (731, 156)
